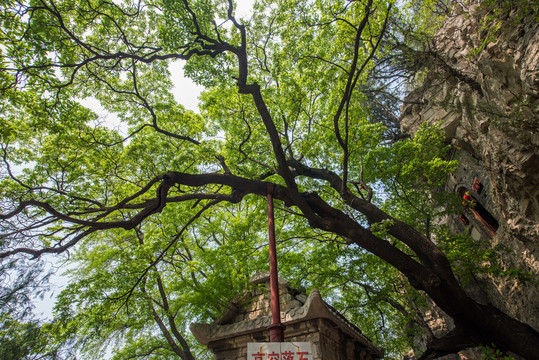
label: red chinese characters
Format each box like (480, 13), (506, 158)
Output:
(247, 342), (312, 360)
(281, 351), (295, 360)
(252, 352), (265, 360)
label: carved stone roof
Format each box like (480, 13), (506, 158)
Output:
(190, 272), (383, 358)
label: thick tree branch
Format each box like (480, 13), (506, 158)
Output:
(418, 327), (479, 360)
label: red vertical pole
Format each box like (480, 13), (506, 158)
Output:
(267, 183), (284, 342)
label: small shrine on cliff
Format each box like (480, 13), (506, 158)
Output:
(190, 272), (383, 360)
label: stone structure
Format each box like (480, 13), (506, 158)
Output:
(190, 272), (383, 360)
(400, 2), (539, 248)
(399, 0), (539, 352)
(446, 149), (501, 242)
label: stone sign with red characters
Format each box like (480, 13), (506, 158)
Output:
(247, 342), (313, 360)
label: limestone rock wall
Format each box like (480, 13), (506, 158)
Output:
(400, 2), (539, 332)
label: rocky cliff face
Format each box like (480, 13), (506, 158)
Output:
(400, 1), (539, 336)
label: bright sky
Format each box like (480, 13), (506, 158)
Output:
(169, 62), (205, 112)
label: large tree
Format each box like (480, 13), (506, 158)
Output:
(0, 0), (537, 358)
